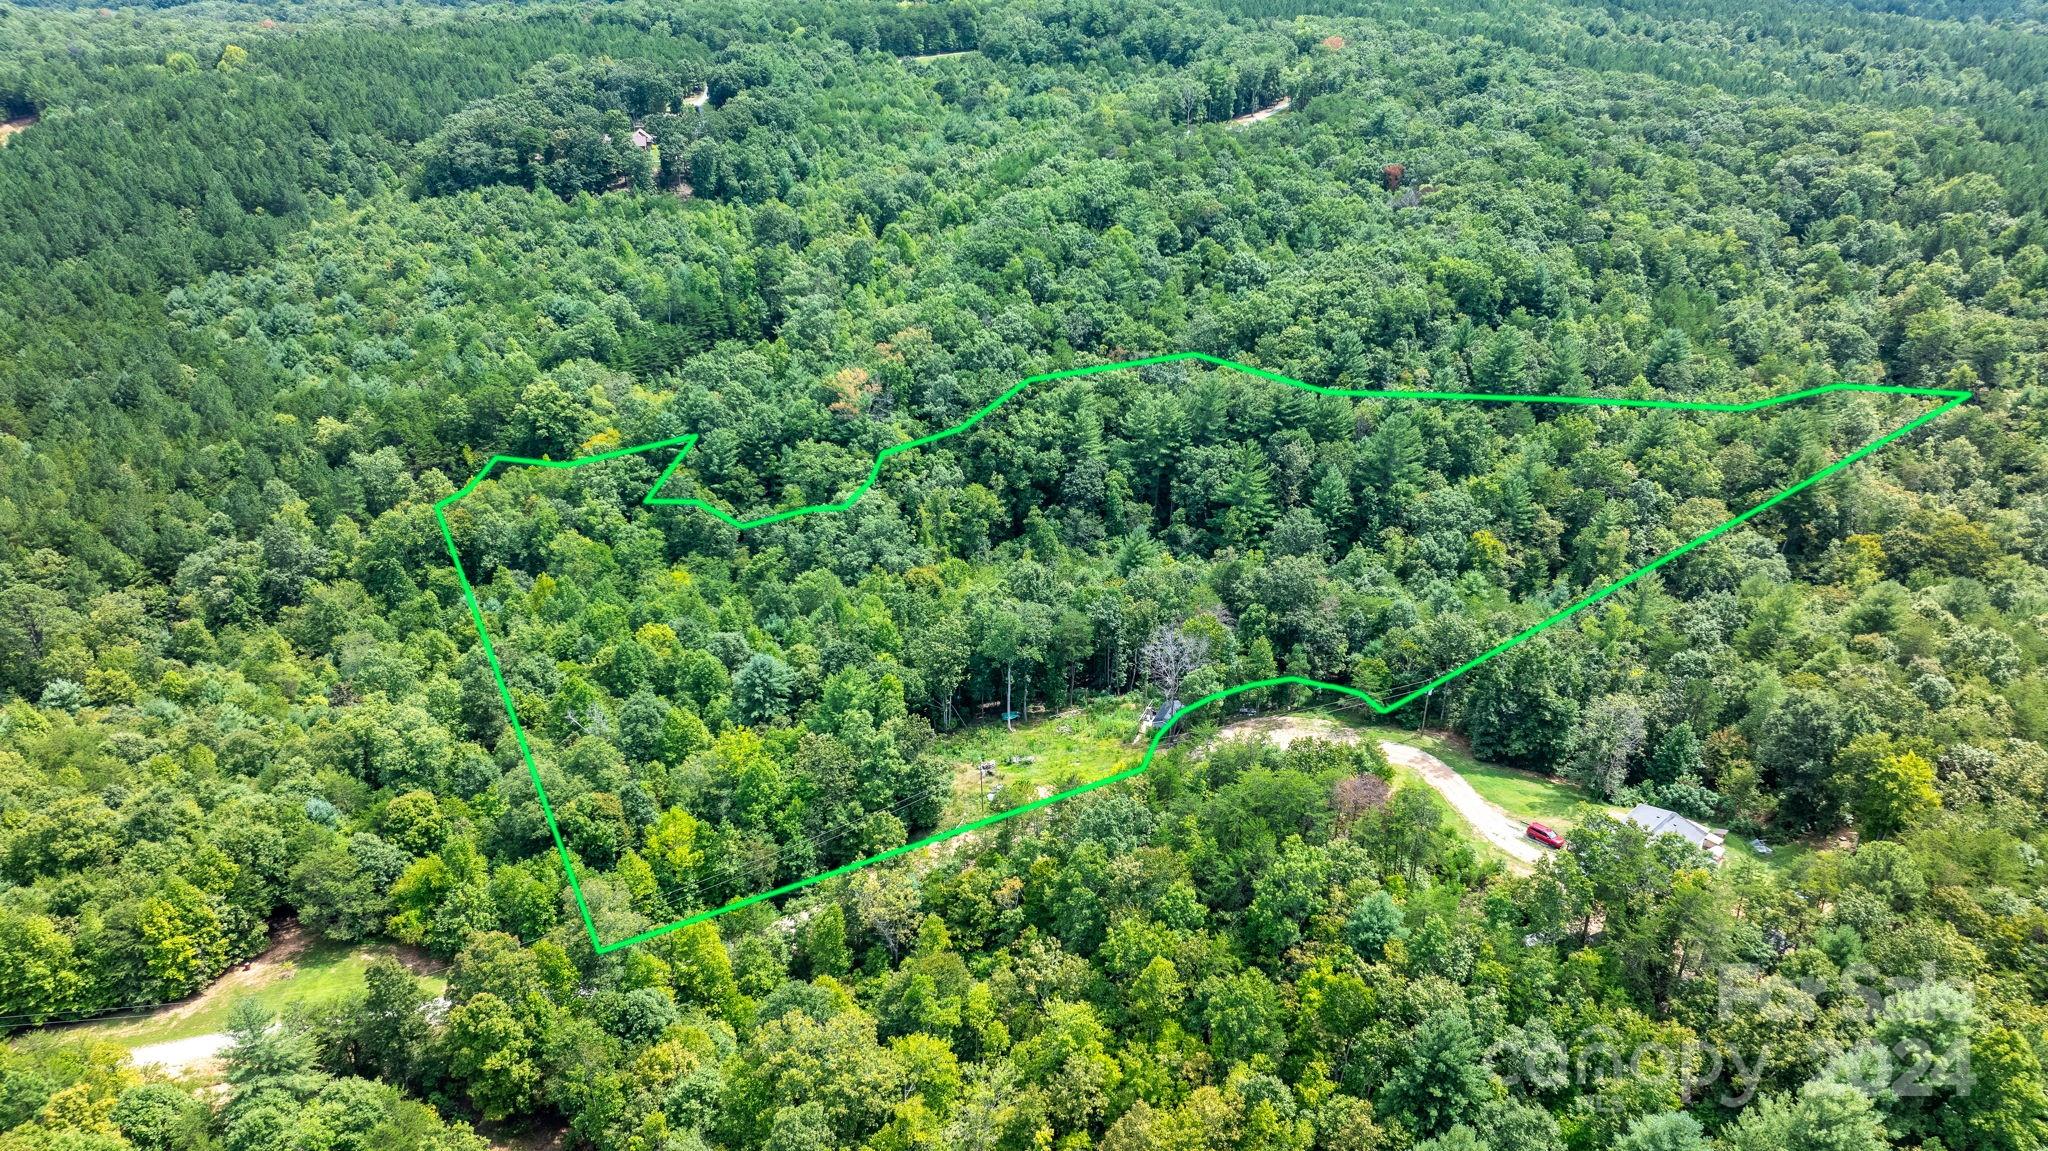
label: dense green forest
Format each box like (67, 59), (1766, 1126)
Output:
(1, 0), (2046, 1147)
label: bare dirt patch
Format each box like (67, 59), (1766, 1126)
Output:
(1213, 713), (1357, 750)
(138, 922), (317, 1036)
(1231, 96), (1291, 126)
(130, 1033), (233, 1076)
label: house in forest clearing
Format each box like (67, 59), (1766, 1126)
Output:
(1623, 803), (1727, 862)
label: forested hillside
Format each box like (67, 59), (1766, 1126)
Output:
(1, 0), (2046, 1148)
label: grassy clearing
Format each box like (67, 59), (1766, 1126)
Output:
(1345, 718), (1813, 873)
(926, 700), (1600, 844)
(923, 698), (1815, 875)
(1723, 835), (1813, 872)
(14, 934), (446, 1052)
(1294, 712), (1611, 831)
(1351, 723), (1613, 830)
(930, 700), (1145, 815)
(1377, 754), (1531, 872)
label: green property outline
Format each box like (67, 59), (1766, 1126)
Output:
(434, 351), (1969, 953)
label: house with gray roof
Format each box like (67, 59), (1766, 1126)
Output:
(1622, 803), (1727, 863)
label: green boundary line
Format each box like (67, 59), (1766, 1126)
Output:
(433, 351), (1969, 953)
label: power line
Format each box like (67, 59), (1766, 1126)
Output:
(0, 994), (230, 1028)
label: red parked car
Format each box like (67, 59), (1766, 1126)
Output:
(1526, 821), (1565, 849)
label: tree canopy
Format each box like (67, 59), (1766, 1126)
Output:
(1, 0), (2046, 1148)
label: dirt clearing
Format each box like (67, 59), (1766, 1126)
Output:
(1212, 712), (1356, 749)
(1231, 96), (1291, 125)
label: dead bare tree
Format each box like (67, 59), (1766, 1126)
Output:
(1142, 625), (1210, 697)
(1333, 774), (1392, 829)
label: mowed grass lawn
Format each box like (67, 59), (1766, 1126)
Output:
(1725, 835), (1813, 871)
(1347, 716), (1812, 872)
(1345, 720), (1613, 829)
(15, 935), (446, 1052)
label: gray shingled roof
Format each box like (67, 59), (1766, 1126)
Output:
(1623, 803), (1716, 848)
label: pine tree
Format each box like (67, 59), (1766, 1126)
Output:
(1648, 722), (1705, 786)
(1218, 442), (1278, 545)
(1311, 464), (1356, 540)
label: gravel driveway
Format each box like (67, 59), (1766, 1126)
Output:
(1377, 740), (1545, 872)
(1215, 715), (1547, 873)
